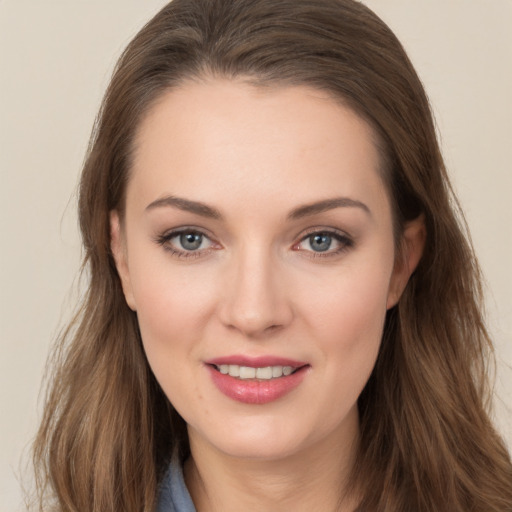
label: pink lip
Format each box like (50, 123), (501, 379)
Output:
(205, 355), (307, 368)
(205, 355), (310, 405)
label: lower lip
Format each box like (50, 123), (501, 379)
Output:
(207, 365), (309, 404)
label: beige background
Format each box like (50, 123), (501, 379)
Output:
(1, 1), (511, 510)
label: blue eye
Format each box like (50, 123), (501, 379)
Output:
(308, 233), (333, 252)
(178, 232), (204, 251)
(295, 230), (353, 256)
(169, 230), (212, 252)
(155, 228), (216, 258)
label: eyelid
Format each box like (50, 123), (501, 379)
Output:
(154, 226), (221, 258)
(292, 226), (354, 257)
(154, 225), (354, 259)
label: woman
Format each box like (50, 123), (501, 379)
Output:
(32, 0), (512, 511)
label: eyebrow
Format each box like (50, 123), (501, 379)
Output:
(145, 195), (222, 219)
(287, 197), (371, 219)
(145, 195), (370, 220)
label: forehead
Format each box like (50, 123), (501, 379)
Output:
(128, 79), (390, 218)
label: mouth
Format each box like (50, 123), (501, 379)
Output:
(210, 363), (302, 380)
(205, 356), (310, 404)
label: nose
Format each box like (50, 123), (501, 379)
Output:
(218, 246), (293, 338)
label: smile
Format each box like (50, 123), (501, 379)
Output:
(214, 364), (295, 380)
(206, 357), (310, 404)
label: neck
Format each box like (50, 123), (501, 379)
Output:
(184, 415), (360, 512)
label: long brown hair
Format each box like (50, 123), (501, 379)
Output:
(32, 1), (512, 510)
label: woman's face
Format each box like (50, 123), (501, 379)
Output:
(112, 79), (421, 461)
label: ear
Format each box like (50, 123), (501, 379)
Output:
(386, 214), (426, 309)
(110, 211), (137, 311)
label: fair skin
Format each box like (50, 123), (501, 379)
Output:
(111, 79), (425, 512)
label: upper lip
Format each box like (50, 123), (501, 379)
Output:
(205, 355), (308, 368)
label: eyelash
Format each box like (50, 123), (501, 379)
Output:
(154, 227), (354, 260)
(293, 228), (354, 259)
(154, 228), (218, 259)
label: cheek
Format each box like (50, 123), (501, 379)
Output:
(131, 269), (215, 414)
(302, 256), (392, 335)
(126, 247), (220, 380)
(133, 267), (216, 345)
(299, 260), (391, 387)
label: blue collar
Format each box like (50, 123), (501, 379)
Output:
(156, 455), (196, 512)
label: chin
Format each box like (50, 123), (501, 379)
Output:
(188, 414), (325, 462)
(214, 437), (305, 462)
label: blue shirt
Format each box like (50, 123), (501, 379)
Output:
(156, 457), (196, 512)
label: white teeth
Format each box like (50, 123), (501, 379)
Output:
(239, 366), (256, 379)
(272, 366), (283, 377)
(229, 364), (240, 377)
(255, 367), (273, 379)
(216, 364), (296, 380)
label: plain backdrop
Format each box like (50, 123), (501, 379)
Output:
(1, 1), (511, 510)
